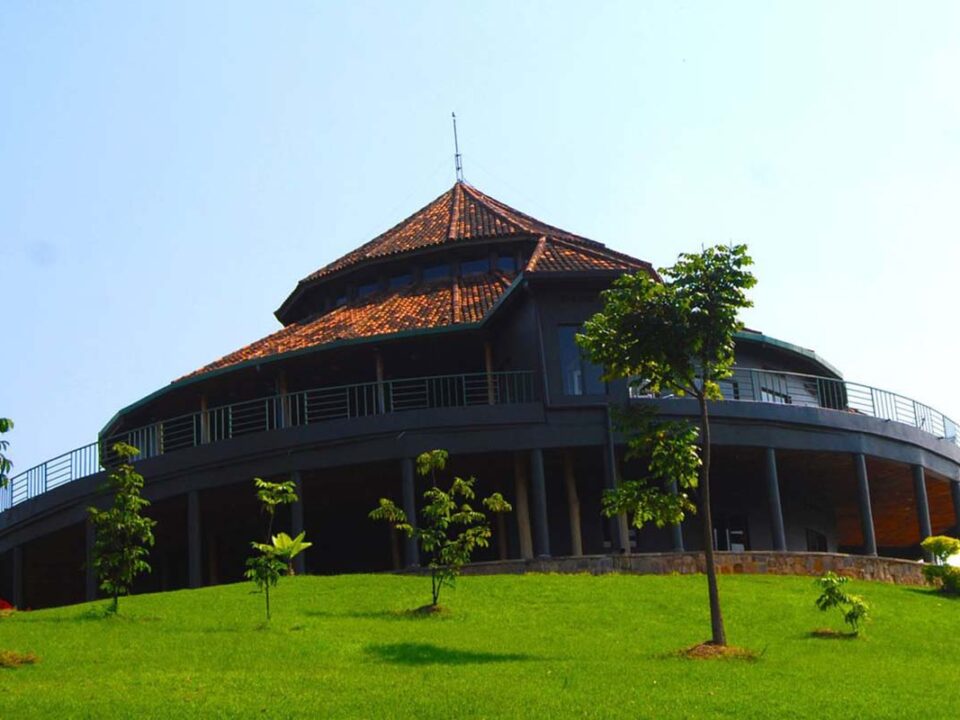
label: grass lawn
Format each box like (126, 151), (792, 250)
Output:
(0, 572), (957, 718)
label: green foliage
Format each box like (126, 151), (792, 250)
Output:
(87, 442), (156, 613)
(255, 531), (313, 575)
(920, 535), (960, 594)
(578, 244), (756, 401)
(814, 572), (870, 634)
(578, 244), (756, 647)
(370, 449), (512, 608)
(0, 417), (13, 490)
(246, 477), (302, 621)
(601, 411), (700, 529)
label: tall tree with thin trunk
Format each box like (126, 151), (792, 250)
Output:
(578, 244), (755, 646)
(88, 442), (156, 613)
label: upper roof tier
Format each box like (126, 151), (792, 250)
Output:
(184, 182), (653, 381)
(275, 181), (651, 324)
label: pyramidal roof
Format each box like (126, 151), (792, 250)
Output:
(182, 182), (653, 381)
(303, 181), (596, 282)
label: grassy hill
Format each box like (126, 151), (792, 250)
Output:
(0, 572), (957, 718)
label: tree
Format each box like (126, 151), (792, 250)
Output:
(578, 244), (756, 646)
(0, 418), (13, 489)
(244, 477), (301, 621)
(88, 442), (156, 613)
(920, 535), (960, 594)
(814, 572), (869, 635)
(369, 449), (512, 609)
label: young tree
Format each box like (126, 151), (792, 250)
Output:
(88, 442), (156, 613)
(0, 418), (13, 489)
(244, 477), (301, 622)
(370, 449), (512, 609)
(578, 244), (756, 646)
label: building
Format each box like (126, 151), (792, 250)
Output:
(3, 181), (960, 609)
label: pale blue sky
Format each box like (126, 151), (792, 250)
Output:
(3, 1), (960, 472)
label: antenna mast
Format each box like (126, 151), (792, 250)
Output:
(452, 112), (463, 182)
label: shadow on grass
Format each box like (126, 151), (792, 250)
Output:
(807, 628), (860, 640)
(365, 642), (535, 666)
(17, 605), (162, 624)
(901, 587), (960, 601)
(303, 608), (451, 621)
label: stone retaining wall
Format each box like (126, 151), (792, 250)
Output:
(452, 551), (926, 585)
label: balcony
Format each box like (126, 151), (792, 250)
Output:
(0, 370), (536, 513)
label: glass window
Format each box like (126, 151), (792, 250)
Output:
(357, 282), (379, 298)
(557, 325), (605, 395)
(497, 254), (517, 273)
(389, 273), (412, 289)
(460, 257), (489, 275)
(422, 263), (450, 281)
(334, 294), (347, 308)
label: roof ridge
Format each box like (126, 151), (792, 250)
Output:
(546, 235), (652, 269)
(447, 182), (461, 240)
(526, 236), (550, 272)
(459, 182), (537, 236)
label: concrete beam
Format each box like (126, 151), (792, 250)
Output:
(854, 453), (877, 556)
(765, 447), (787, 551)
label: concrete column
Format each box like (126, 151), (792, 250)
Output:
(11, 545), (23, 610)
(401, 458), (420, 568)
(290, 472), (306, 575)
(530, 448), (551, 558)
(85, 519), (97, 601)
(668, 480), (685, 552)
(513, 453), (534, 560)
(912, 465), (932, 561)
(952, 481), (960, 535)
(187, 490), (202, 588)
(765, 447), (787, 551)
(854, 453), (878, 556)
(603, 407), (630, 553)
(563, 450), (583, 556)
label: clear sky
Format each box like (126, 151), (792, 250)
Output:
(3, 1), (960, 473)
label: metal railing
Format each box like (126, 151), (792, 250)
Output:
(630, 366), (960, 443)
(0, 371), (536, 513)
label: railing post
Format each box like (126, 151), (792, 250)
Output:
(199, 395), (210, 445)
(484, 341), (496, 404)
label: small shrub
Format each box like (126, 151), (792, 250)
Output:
(921, 535), (960, 595)
(814, 572), (869, 635)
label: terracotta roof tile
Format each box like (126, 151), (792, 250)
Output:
(526, 237), (653, 274)
(183, 273), (513, 379)
(304, 182), (592, 282)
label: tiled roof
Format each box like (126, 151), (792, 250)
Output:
(182, 273), (514, 379)
(526, 236), (652, 274)
(303, 182), (593, 282)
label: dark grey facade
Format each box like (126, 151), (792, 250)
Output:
(3, 183), (959, 609)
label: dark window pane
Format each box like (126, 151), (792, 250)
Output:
(558, 326), (583, 395)
(497, 255), (517, 273)
(460, 258), (489, 275)
(583, 362), (605, 395)
(334, 295), (347, 307)
(389, 273), (412, 289)
(423, 264), (450, 281)
(357, 282), (378, 298)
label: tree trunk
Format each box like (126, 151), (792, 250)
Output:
(698, 394), (727, 646)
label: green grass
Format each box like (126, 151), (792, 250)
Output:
(1, 573), (957, 718)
